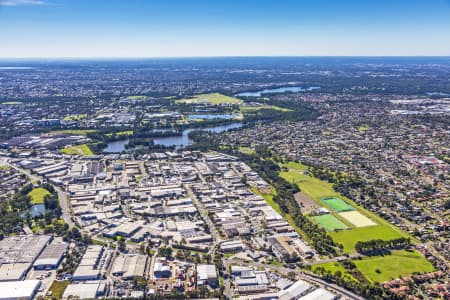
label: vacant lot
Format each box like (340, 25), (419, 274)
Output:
(322, 197), (355, 212)
(47, 280), (70, 299)
(339, 211), (376, 227)
(294, 192), (320, 214)
(176, 93), (243, 105)
(61, 144), (93, 156)
(311, 214), (348, 231)
(28, 187), (51, 204)
(353, 250), (435, 283)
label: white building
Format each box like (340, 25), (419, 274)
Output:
(197, 264), (218, 286)
(0, 280), (41, 300)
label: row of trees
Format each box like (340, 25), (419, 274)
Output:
(355, 238), (411, 255)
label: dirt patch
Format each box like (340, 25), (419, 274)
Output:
(295, 192), (320, 215)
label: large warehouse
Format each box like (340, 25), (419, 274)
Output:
(0, 235), (51, 281)
(0, 280), (41, 300)
(33, 238), (68, 270)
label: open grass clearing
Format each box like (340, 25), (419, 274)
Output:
(49, 129), (97, 136)
(28, 187), (51, 205)
(61, 144), (93, 156)
(312, 262), (357, 282)
(1, 101), (22, 105)
(63, 114), (87, 121)
(126, 95), (148, 99)
(176, 93), (243, 105)
(240, 104), (291, 113)
(353, 250), (435, 284)
(338, 211), (377, 227)
(46, 280), (70, 299)
(329, 225), (408, 253)
(311, 214), (348, 231)
(104, 130), (133, 138)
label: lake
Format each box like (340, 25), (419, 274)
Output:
(153, 123), (242, 148)
(236, 86), (320, 97)
(103, 139), (129, 153)
(104, 123), (243, 152)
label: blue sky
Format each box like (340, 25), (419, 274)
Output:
(1, 0), (450, 57)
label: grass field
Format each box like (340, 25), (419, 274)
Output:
(358, 126), (369, 131)
(329, 224), (408, 253)
(240, 104), (291, 113)
(104, 130), (133, 138)
(176, 93), (243, 105)
(1, 101), (22, 105)
(238, 146), (256, 155)
(322, 197), (355, 212)
(63, 114), (87, 121)
(49, 129), (97, 136)
(311, 214), (348, 231)
(28, 187), (51, 204)
(280, 161), (414, 253)
(312, 262), (357, 282)
(353, 250), (435, 283)
(126, 95), (148, 99)
(61, 144), (93, 156)
(339, 211), (376, 227)
(46, 280), (70, 299)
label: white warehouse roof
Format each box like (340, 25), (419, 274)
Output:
(0, 280), (41, 300)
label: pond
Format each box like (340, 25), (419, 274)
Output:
(236, 86), (320, 97)
(30, 204), (46, 217)
(103, 139), (129, 153)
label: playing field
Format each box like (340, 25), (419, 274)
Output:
(175, 93), (243, 105)
(28, 187), (51, 204)
(353, 250), (435, 283)
(322, 197), (355, 212)
(312, 214), (348, 231)
(338, 211), (376, 227)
